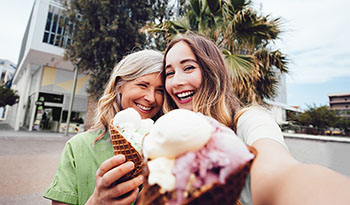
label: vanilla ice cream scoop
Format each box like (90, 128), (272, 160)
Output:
(143, 109), (214, 159)
(113, 108), (141, 132)
(113, 108), (154, 153)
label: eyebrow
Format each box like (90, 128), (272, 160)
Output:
(165, 58), (198, 69)
(135, 80), (150, 85)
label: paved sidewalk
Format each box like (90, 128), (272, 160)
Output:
(0, 123), (75, 138)
(0, 123), (73, 204)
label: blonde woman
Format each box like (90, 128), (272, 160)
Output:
(163, 33), (350, 204)
(44, 49), (164, 205)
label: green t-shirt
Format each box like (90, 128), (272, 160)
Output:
(44, 130), (114, 204)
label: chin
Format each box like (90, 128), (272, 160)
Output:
(178, 105), (193, 111)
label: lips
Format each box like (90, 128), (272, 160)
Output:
(136, 103), (152, 114)
(175, 90), (195, 104)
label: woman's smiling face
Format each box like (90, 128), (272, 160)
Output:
(119, 72), (164, 119)
(164, 41), (203, 111)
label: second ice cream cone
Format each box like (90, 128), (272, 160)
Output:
(109, 119), (143, 183)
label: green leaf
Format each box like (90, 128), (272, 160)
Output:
(230, 0), (250, 11)
(190, 0), (201, 17)
(0, 83), (19, 107)
(171, 17), (190, 31)
(207, 0), (222, 15)
(223, 49), (254, 78)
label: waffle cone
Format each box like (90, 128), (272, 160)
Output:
(109, 119), (143, 183)
(138, 146), (257, 205)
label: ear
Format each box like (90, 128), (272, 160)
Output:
(116, 77), (125, 95)
(115, 86), (123, 109)
(118, 84), (125, 94)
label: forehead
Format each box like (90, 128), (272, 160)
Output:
(133, 72), (163, 85)
(165, 41), (196, 64)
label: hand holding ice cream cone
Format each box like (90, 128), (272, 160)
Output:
(109, 108), (154, 183)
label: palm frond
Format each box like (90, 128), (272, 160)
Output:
(223, 49), (254, 78)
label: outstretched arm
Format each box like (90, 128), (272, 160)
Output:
(251, 138), (350, 205)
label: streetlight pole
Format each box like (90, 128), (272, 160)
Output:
(65, 63), (79, 136)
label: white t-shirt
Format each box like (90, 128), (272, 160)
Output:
(236, 107), (288, 205)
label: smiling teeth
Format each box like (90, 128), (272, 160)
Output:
(177, 91), (194, 98)
(137, 104), (151, 111)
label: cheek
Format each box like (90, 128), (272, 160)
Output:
(156, 93), (164, 105)
(194, 70), (203, 88)
(194, 77), (202, 89)
(120, 95), (126, 110)
(120, 92), (130, 109)
(165, 80), (172, 94)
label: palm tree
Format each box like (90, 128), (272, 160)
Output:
(148, 0), (288, 104)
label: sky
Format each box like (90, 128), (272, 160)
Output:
(1, 0), (349, 110)
(253, 0), (350, 109)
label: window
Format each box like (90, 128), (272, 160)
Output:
(1, 71), (6, 84)
(42, 5), (74, 48)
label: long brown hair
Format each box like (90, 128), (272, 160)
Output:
(163, 33), (241, 129)
(90, 49), (163, 143)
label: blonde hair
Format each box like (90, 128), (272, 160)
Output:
(163, 33), (241, 129)
(91, 49), (163, 142)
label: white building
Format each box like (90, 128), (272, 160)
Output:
(9, 0), (89, 133)
(0, 59), (17, 120)
(329, 92), (350, 119)
(266, 70), (301, 124)
(0, 59), (16, 85)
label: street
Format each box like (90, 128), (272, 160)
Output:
(0, 128), (70, 205)
(0, 126), (349, 204)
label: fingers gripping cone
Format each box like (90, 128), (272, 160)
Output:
(109, 119), (143, 183)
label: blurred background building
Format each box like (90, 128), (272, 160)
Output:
(0, 59), (16, 85)
(266, 71), (301, 124)
(7, 0), (89, 133)
(329, 92), (350, 119)
(0, 59), (16, 120)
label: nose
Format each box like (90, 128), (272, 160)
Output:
(144, 89), (156, 103)
(172, 72), (186, 86)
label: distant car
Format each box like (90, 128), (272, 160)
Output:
(332, 130), (343, 135)
(325, 129), (343, 136)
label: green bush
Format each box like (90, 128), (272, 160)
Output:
(0, 83), (19, 107)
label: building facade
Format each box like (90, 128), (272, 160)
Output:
(0, 59), (16, 85)
(0, 59), (16, 120)
(266, 70), (299, 124)
(329, 92), (350, 119)
(9, 0), (89, 133)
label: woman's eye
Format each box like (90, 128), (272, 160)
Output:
(137, 84), (147, 88)
(184, 65), (195, 71)
(156, 88), (164, 94)
(165, 71), (175, 78)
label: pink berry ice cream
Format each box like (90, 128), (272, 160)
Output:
(141, 109), (256, 205)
